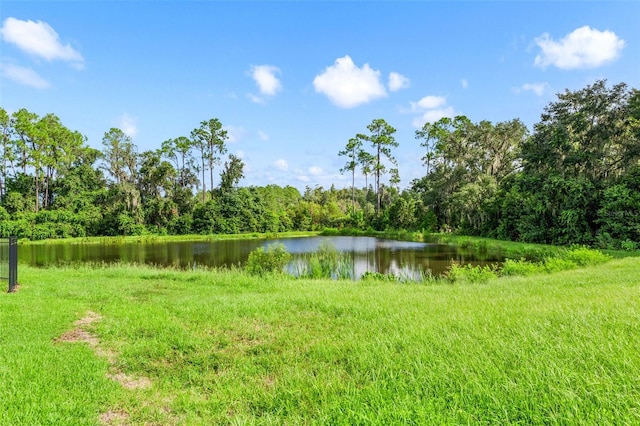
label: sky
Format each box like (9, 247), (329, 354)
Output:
(1, 1), (639, 191)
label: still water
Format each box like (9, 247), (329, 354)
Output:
(20, 236), (499, 278)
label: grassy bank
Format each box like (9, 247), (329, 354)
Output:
(21, 231), (322, 246)
(321, 228), (567, 260)
(2, 260), (640, 424)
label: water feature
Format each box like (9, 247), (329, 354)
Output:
(20, 236), (501, 278)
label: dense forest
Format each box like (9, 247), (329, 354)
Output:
(1, 80), (638, 249)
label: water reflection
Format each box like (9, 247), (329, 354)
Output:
(20, 236), (500, 278)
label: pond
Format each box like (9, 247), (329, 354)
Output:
(20, 236), (501, 278)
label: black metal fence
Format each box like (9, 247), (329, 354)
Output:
(0, 237), (18, 292)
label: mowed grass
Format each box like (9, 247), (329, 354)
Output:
(2, 258), (640, 425)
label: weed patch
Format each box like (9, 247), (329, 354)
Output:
(447, 263), (498, 283)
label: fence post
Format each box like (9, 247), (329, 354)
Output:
(8, 236), (17, 292)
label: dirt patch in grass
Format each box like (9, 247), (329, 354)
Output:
(55, 311), (154, 421)
(55, 311), (102, 346)
(106, 372), (152, 390)
(98, 409), (129, 425)
(75, 310), (102, 326)
(56, 328), (99, 346)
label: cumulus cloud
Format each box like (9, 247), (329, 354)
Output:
(519, 82), (549, 96)
(534, 26), (625, 70)
(235, 150), (245, 159)
(308, 166), (323, 176)
(0, 17), (84, 68)
(388, 72), (410, 92)
(257, 131), (269, 141)
(0, 62), (50, 88)
(249, 64), (282, 95)
(414, 107), (455, 127)
(410, 95), (447, 111)
(117, 113), (137, 138)
(274, 159), (288, 171)
(408, 95), (454, 128)
(313, 55), (387, 108)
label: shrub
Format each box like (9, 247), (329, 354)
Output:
(447, 263), (497, 284)
(621, 240), (638, 251)
(320, 227), (340, 236)
(499, 247), (612, 277)
(543, 257), (577, 273)
(500, 258), (543, 276)
(245, 243), (292, 276)
(564, 246), (612, 266)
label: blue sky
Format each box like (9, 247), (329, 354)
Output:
(1, 1), (638, 190)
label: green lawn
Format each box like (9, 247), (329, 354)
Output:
(2, 258), (639, 425)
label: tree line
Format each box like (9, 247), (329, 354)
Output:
(1, 80), (638, 248)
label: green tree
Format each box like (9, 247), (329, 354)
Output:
(161, 136), (196, 191)
(11, 109), (40, 211)
(100, 128), (142, 231)
(101, 128), (137, 185)
(219, 154), (245, 194)
(357, 119), (398, 216)
(11, 109), (38, 177)
(338, 136), (364, 213)
(515, 80), (639, 244)
(414, 116), (528, 233)
(191, 118), (228, 202)
(36, 114), (85, 209)
(138, 150), (178, 230)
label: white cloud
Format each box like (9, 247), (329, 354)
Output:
(235, 150), (245, 159)
(408, 95), (454, 128)
(296, 175), (310, 183)
(257, 131), (269, 141)
(249, 64), (282, 96)
(534, 26), (625, 70)
(0, 62), (50, 88)
(117, 113), (137, 138)
(313, 55), (387, 108)
(412, 107), (455, 128)
(519, 82), (549, 96)
(274, 159), (288, 171)
(224, 125), (245, 143)
(411, 95), (447, 111)
(461, 79), (469, 89)
(308, 166), (323, 176)
(0, 17), (84, 68)
(388, 71), (410, 92)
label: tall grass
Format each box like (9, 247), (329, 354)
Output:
(294, 240), (353, 279)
